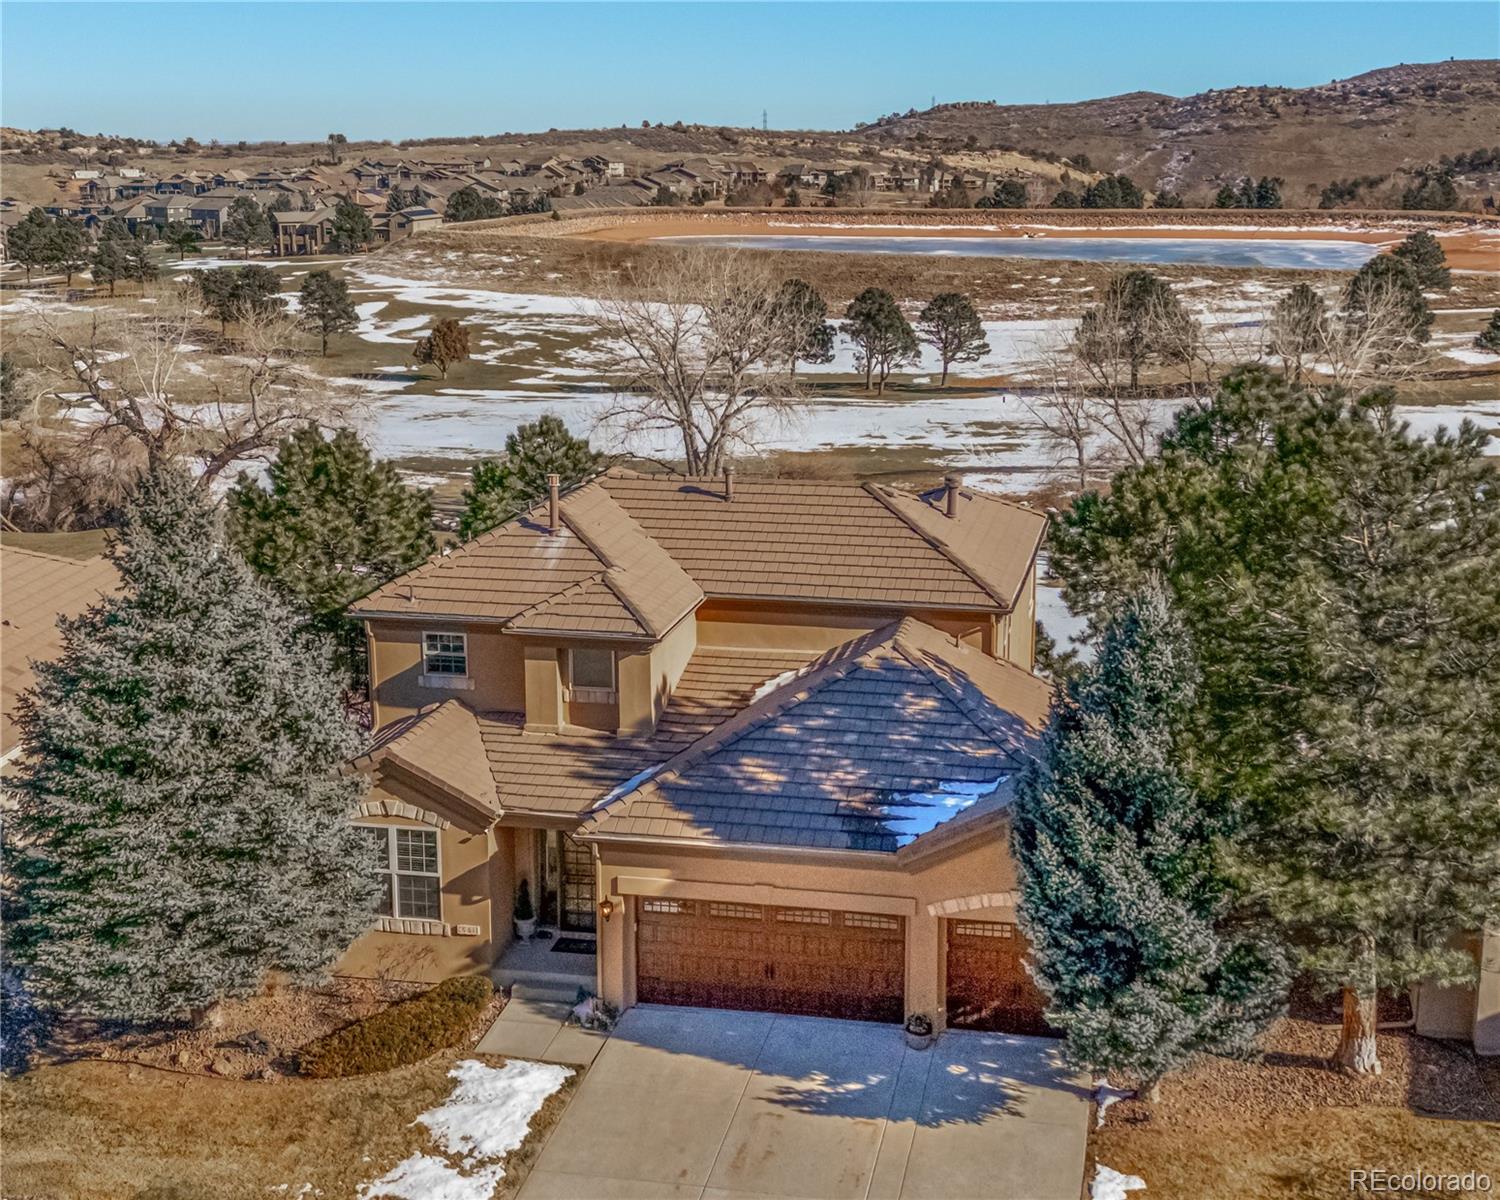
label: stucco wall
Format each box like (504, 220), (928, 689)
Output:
(336, 778), (507, 982)
(592, 831), (1021, 1027)
(695, 600), (993, 655)
(369, 620), (524, 726)
(1415, 928), (1500, 1054)
(619, 615), (698, 736)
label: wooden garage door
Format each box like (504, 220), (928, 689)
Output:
(945, 919), (1052, 1036)
(636, 898), (905, 1023)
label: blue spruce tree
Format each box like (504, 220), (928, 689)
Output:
(1011, 582), (1286, 1100)
(6, 467), (378, 1022)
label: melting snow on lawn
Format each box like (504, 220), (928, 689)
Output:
(876, 778), (1008, 845)
(1092, 1163), (1147, 1200)
(359, 1059), (572, 1200)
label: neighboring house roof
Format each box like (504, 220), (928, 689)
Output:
(579, 618), (1050, 854)
(0, 546), (119, 759)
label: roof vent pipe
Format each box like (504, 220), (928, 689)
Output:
(724, 464), (735, 503)
(944, 472), (963, 519)
(547, 473), (561, 534)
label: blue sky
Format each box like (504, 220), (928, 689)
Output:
(2, 2), (1490, 142)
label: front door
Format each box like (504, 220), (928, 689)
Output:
(559, 833), (596, 933)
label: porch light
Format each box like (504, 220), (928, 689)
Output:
(598, 897), (615, 923)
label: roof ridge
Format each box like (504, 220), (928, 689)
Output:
(860, 481), (1012, 609)
(1, 544), (109, 568)
(892, 630), (1046, 755)
(505, 569), (612, 623)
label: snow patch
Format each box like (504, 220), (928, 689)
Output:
(877, 778), (1007, 846)
(359, 1059), (570, 1200)
(1092, 1164), (1147, 1200)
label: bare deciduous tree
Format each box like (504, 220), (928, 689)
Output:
(590, 250), (802, 475)
(6, 290), (362, 528)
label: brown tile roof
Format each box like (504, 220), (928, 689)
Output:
(353, 645), (820, 822)
(351, 699), (500, 819)
(351, 482), (702, 640)
(598, 471), (1044, 612)
(481, 646), (817, 817)
(352, 469), (1044, 631)
(579, 619), (1051, 854)
(1, 547), (119, 758)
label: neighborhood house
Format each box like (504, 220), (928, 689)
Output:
(342, 469), (1058, 1034)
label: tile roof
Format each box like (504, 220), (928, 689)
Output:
(1, 547), (119, 758)
(598, 471), (1043, 611)
(579, 619), (1051, 854)
(351, 468), (1044, 634)
(353, 646), (817, 820)
(351, 698), (499, 819)
(353, 481), (702, 639)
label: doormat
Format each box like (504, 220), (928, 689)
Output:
(552, 937), (597, 955)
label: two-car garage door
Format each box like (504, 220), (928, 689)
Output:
(636, 897), (905, 1024)
(635, 898), (1050, 1034)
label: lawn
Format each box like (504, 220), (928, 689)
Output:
(0, 1050), (577, 1200)
(1092, 1107), (1500, 1199)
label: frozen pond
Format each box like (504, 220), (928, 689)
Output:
(663, 234), (1382, 271)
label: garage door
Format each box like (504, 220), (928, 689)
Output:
(945, 919), (1052, 1036)
(636, 898), (905, 1023)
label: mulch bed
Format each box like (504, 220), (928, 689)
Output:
(42, 976), (505, 1082)
(1101, 985), (1500, 1131)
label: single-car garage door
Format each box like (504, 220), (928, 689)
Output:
(945, 919), (1052, 1036)
(636, 898), (905, 1023)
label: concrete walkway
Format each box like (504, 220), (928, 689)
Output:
(475, 989), (610, 1067)
(517, 1005), (1090, 1200)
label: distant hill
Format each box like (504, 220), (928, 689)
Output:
(851, 60), (1500, 204)
(5, 60), (1496, 208)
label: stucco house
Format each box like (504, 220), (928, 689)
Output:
(340, 468), (1057, 1035)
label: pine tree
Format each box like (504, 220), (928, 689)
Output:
(329, 199), (375, 253)
(1212, 184), (1239, 209)
(918, 292), (989, 386)
(45, 220), (89, 285)
(771, 278), (835, 380)
(1076, 270), (1198, 390)
(162, 221), (203, 261)
(843, 288), (916, 394)
(5, 467), (379, 1021)
(1390, 231), (1451, 291)
(412, 317), (470, 379)
(228, 427), (433, 678)
(1012, 582), (1287, 1099)
(1345, 256), (1432, 355)
(89, 234), (133, 297)
(298, 270), (358, 355)
(10, 208), (53, 283)
(1476, 310), (1500, 353)
(1267, 283), (1329, 383)
(1050, 366), (1500, 1076)
(222, 195), (270, 259)
(459, 414), (604, 539)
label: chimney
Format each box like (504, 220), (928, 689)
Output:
(724, 464), (735, 503)
(943, 472), (963, 519)
(547, 473), (561, 533)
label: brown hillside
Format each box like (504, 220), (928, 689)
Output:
(853, 59), (1500, 204)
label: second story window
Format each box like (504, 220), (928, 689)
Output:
(420, 631), (469, 688)
(568, 647), (616, 702)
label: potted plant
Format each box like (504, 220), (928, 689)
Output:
(904, 1012), (934, 1051)
(514, 879), (536, 941)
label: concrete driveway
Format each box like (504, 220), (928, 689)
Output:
(517, 1005), (1090, 1200)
